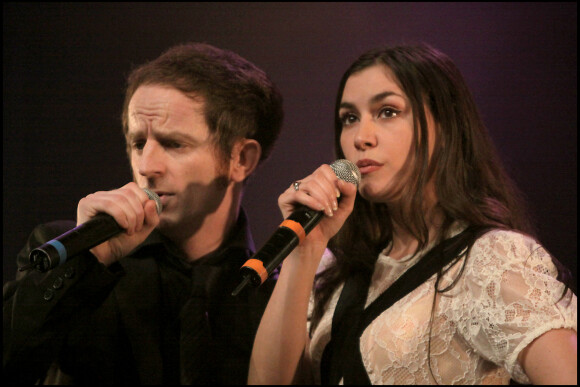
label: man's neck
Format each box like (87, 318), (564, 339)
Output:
(183, 208), (239, 262)
(172, 183), (242, 262)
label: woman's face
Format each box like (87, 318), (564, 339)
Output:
(339, 64), (436, 203)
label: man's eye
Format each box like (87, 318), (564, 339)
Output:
(132, 141), (145, 150)
(165, 141), (182, 149)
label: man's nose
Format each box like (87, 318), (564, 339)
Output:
(138, 141), (165, 178)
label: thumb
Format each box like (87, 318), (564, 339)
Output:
(143, 199), (161, 229)
(337, 179), (358, 207)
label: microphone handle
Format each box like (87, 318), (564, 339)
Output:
(231, 159), (360, 296)
(28, 213), (124, 272)
(232, 206), (323, 296)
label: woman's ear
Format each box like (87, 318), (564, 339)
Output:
(230, 139), (262, 183)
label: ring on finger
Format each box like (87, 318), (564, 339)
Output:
(293, 181), (301, 191)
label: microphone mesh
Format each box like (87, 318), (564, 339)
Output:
(142, 188), (163, 214)
(330, 159), (361, 186)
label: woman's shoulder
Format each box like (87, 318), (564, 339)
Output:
(463, 227), (560, 286)
(472, 228), (548, 262)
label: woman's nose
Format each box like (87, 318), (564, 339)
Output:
(354, 120), (377, 150)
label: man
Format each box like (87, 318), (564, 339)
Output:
(3, 42), (284, 384)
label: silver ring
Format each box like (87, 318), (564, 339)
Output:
(293, 181), (301, 191)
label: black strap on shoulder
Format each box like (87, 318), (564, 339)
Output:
(320, 226), (487, 385)
(319, 267), (373, 385)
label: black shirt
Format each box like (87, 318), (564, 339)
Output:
(3, 209), (276, 384)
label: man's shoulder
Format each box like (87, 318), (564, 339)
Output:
(29, 220), (77, 241)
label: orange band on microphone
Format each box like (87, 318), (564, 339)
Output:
(242, 259), (268, 284)
(280, 219), (306, 244)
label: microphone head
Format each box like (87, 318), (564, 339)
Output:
(330, 159), (361, 186)
(142, 188), (163, 214)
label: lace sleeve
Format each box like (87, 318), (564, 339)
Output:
(453, 230), (577, 384)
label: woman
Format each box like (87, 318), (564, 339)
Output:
(248, 44), (576, 384)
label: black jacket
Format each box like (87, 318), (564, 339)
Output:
(3, 210), (276, 384)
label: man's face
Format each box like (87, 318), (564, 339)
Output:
(126, 84), (230, 238)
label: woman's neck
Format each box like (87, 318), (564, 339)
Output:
(388, 199), (444, 261)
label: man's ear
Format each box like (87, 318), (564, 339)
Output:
(230, 139), (262, 183)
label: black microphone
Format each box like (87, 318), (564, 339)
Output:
(24, 188), (162, 273)
(232, 159), (361, 296)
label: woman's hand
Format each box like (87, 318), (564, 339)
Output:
(278, 163), (358, 248)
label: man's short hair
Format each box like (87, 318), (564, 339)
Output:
(122, 42), (283, 164)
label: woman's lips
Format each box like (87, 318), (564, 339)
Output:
(356, 159), (382, 175)
(359, 165), (381, 174)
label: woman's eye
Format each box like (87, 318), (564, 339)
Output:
(379, 107), (401, 119)
(340, 113), (358, 126)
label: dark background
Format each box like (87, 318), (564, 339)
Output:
(3, 3), (576, 290)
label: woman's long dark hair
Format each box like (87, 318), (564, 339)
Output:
(311, 43), (571, 335)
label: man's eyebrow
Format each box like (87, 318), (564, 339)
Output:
(126, 129), (200, 144)
(125, 131), (143, 141)
(156, 131), (195, 141)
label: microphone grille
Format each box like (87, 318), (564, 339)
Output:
(142, 188), (163, 214)
(330, 159), (361, 186)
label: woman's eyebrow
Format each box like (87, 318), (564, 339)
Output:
(340, 91), (404, 110)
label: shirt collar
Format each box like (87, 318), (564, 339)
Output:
(133, 207), (255, 267)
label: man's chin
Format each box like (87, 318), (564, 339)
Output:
(155, 214), (173, 232)
(156, 217), (171, 231)
(155, 216), (191, 241)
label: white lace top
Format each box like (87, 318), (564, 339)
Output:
(307, 229), (577, 384)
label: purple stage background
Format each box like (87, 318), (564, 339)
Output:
(3, 3), (576, 289)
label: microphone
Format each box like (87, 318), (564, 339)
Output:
(25, 188), (162, 273)
(232, 159), (361, 296)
